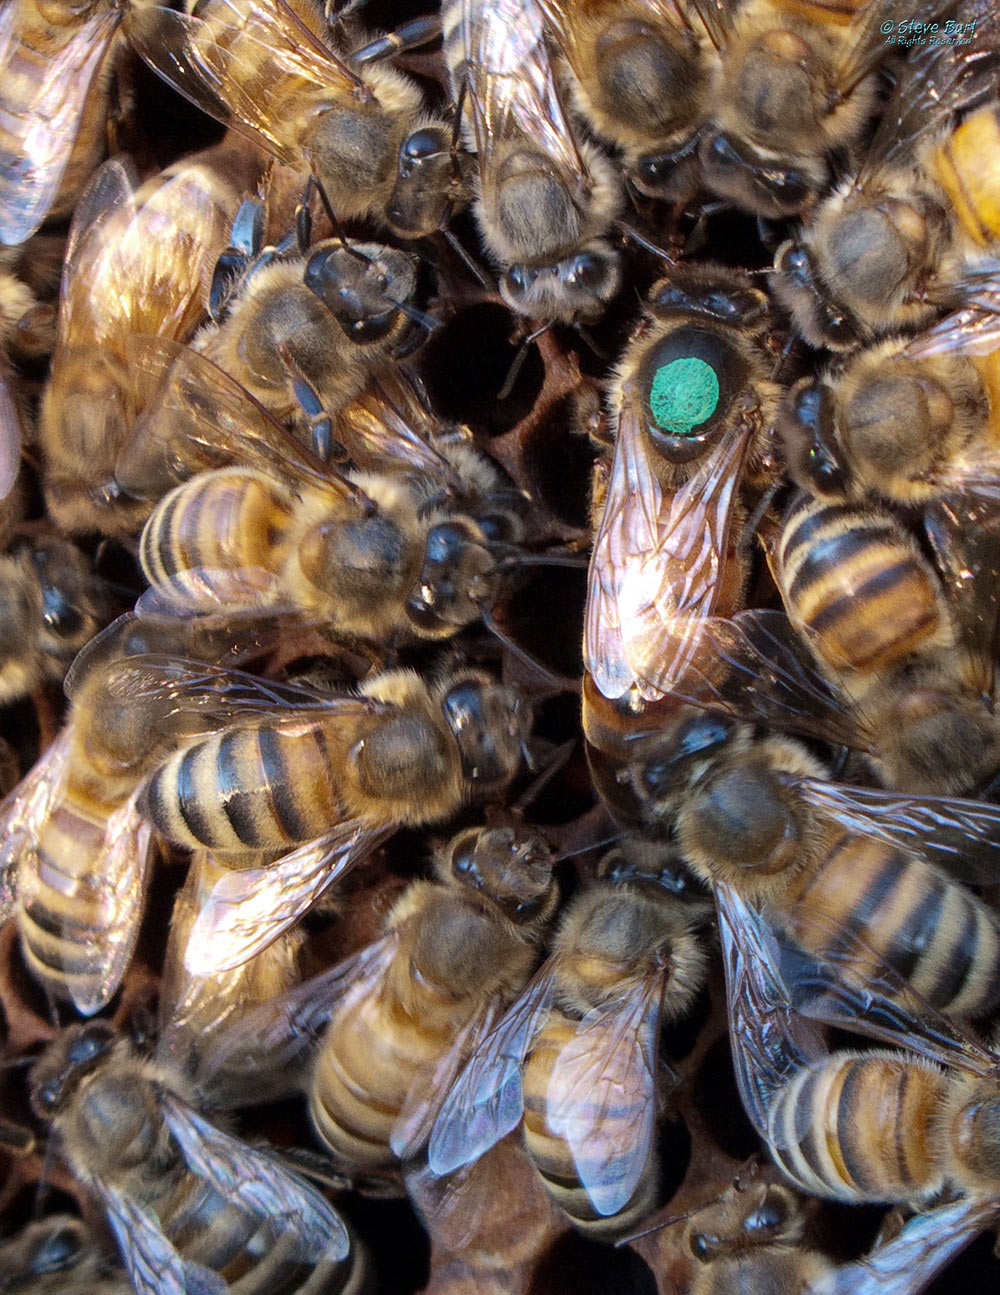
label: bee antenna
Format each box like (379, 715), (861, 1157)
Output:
(307, 171), (370, 263)
(479, 605), (580, 694)
(388, 299), (443, 335)
(442, 228), (494, 290)
(615, 1203), (703, 1246)
(488, 549), (590, 573)
(551, 829), (623, 864)
(498, 324), (550, 401)
(510, 737), (576, 812)
(616, 221), (675, 264)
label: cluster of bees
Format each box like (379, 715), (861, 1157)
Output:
(3, 0), (1000, 1290)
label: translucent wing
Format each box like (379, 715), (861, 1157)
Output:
(193, 929), (401, 1098)
(161, 1093), (350, 1261)
(94, 1181), (191, 1295)
(16, 790), (154, 1016)
(120, 336), (367, 501)
(427, 959), (560, 1175)
(135, 568), (288, 620)
(0, 6), (121, 245)
(0, 728), (74, 922)
(0, 361), (22, 500)
(923, 494), (1000, 692)
(715, 882), (826, 1148)
(391, 996), (503, 1160)
(460, 0), (588, 186)
(183, 821), (395, 973)
(685, 0), (735, 52)
(808, 1198), (1000, 1295)
(546, 974), (662, 1217)
(127, 0), (365, 167)
(795, 778), (1000, 884)
(335, 372), (461, 485)
(585, 386), (751, 701)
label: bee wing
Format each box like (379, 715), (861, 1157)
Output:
(773, 902), (997, 1080)
(336, 373), (460, 485)
(0, 728), (75, 922)
(127, 0), (364, 167)
(461, 0), (589, 186)
(135, 569), (289, 621)
(662, 607), (865, 750)
(391, 996), (504, 1160)
(94, 1181), (203, 1295)
(0, 362), (21, 501)
(715, 882), (827, 1149)
(684, 0), (734, 51)
(834, 0), (925, 98)
(183, 821), (396, 974)
(192, 929), (401, 1099)
(427, 959), (561, 1176)
(796, 778), (1000, 885)
(55, 158), (138, 344)
(585, 388), (751, 701)
(121, 336), (366, 500)
(16, 790), (153, 1017)
(160, 1093), (351, 1261)
(546, 974), (662, 1218)
(0, 6), (121, 245)
(808, 1197), (1000, 1295)
(923, 495), (1000, 694)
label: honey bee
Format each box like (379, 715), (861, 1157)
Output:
(442, 0), (624, 322)
(678, 1174), (834, 1295)
(28, 1022), (355, 1295)
(0, 619), (294, 1014)
(770, 11), (1000, 349)
(535, 0), (719, 202)
(127, 0), (464, 237)
(197, 824), (559, 1187)
(428, 874), (708, 1232)
(141, 666), (532, 973)
(0, 1215), (129, 1293)
(0, 0), (149, 246)
(777, 332), (1000, 508)
(584, 263), (780, 704)
(690, 0), (946, 219)
(40, 144), (260, 536)
(631, 709), (1000, 1021)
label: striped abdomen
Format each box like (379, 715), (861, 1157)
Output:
(140, 469), (292, 610)
(145, 722), (341, 857)
(522, 1013), (657, 1231)
(777, 497), (945, 675)
(784, 830), (1000, 1018)
(934, 106), (1000, 249)
(768, 1051), (946, 1203)
(310, 974), (460, 1173)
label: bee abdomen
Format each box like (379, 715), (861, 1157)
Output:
(789, 831), (1000, 1018)
(145, 724), (340, 855)
(934, 106), (1000, 248)
(768, 1053), (946, 1203)
(523, 1015), (655, 1231)
(140, 470), (290, 606)
(778, 499), (943, 673)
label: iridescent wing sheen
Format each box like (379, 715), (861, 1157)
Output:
(460, 0), (588, 186)
(0, 5), (121, 245)
(585, 395), (752, 702)
(182, 821), (396, 973)
(161, 1093), (351, 1261)
(0, 727), (74, 923)
(94, 1182), (193, 1295)
(427, 959), (560, 1176)
(546, 974), (662, 1217)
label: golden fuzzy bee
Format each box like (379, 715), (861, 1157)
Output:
(0, 537), (105, 703)
(630, 710), (1000, 1021)
(0, 1215), (130, 1294)
(29, 1022), (356, 1295)
(0, 0), (153, 246)
(584, 263), (780, 705)
(715, 886), (1000, 1294)
(196, 824), (559, 1186)
(127, 0), (465, 237)
(40, 145), (259, 536)
(690, 0), (946, 218)
(535, 0), (719, 203)
(428, 874), (708, 1232)
(134, 351), (529, 643)
(770, 7), (1000, 349)
(142, 666), (532, 973)
(442, 0), (624, 322)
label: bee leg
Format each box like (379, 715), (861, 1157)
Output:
(277, 348), (343, 463)
(209, 197), (266, 324)
(350, 16), (442, 65)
